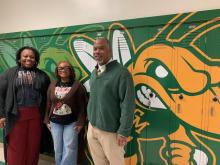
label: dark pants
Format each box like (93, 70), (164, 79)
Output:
(7, 107), (42, 165)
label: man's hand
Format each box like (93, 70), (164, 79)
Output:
(0, 118), (6, 128)
(117, 134), (128, 147)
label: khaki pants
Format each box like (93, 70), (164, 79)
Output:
(87, 123), (125, 165)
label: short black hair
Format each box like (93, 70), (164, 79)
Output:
(16, 46), (40, 68)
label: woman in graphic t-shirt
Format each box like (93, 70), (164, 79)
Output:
(44, 61), (87, 165)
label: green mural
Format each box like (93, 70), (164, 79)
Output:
(0, 9), (220, 165)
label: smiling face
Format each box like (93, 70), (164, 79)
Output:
(57, 61), (72, 82)
(20, 49), (36, 68)
(93, 38), (112, 66)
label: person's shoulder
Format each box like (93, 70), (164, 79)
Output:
(73, 80), (82, 88)
(36, 68), (46, 74)
(49, 80), (57, 87)
(36, 68), (51, 86)
(0, 66), (18, 76)
(113, 61), (126, 69)
(6, 66), (18, 72)
(50, 80), (57, 85)
(109, 61), (130, 76)
(36, 68), (50, 78)
(115, 63), (131, 76)
(73, 80), (86, 89)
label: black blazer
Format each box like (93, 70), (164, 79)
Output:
(0, 66), (50, 136)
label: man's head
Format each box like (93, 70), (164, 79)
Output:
(93, 38), (112, 66)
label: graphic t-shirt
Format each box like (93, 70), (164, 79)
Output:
(15, 68), (40, 107)
(50, 81), (75, 124)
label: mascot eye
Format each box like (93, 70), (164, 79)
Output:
(155, 65), (168, 78)
(145, 59), (182, 94)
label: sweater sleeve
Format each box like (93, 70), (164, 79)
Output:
(117, 70), (135, 137)
(76, 84), (88, 126)
(40, 72), (51, 115)
(44, 83), (52, 124)
(0, 72), (8, 118)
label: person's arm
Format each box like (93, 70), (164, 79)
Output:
(75, 84), (88, 133)
(117, 70), (135, 137)
(44, 83), (52, 130)
(41, 73), (51, 112)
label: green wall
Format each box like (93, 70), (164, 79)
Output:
(0, 9), (220, 165)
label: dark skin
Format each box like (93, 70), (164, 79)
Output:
(19, 49), (36, 68)
(47, 61), (83, 133)
(0, 48), (37, 128)
(93, 38), (128, 147)
(93, 38), (112, 66)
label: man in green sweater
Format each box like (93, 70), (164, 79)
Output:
(87, 38), (135, 165)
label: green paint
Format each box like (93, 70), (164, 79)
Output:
(0, 9), (220, 165)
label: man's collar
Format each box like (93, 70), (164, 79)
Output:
(98, 58), (113, 67)
(97, 59), (113, 73)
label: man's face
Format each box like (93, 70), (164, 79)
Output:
(20, 49), (36, 68)
(93, 39), (111, 65)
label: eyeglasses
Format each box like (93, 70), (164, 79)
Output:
(57, 66), (71, 72)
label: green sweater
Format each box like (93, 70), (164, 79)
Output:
(87, 60), (135, 137)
